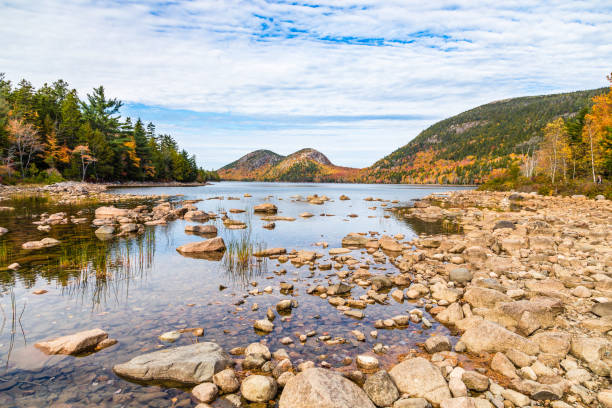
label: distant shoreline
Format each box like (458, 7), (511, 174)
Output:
(105, 181), (211, 188)
(214, 180), (477, 187)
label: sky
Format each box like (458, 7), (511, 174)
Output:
(1, 1), (611, 169)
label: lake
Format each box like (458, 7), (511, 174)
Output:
(0, 182), (472, 407)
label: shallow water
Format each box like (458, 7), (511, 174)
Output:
(0, 182), (471, 407)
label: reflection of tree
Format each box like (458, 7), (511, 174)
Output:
(388, 206), (462, 236)
(61, 229), (156, 310)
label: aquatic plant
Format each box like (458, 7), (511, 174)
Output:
(222, 216), (266, 286)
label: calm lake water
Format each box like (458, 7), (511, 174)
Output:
(0, 182), (471, 407)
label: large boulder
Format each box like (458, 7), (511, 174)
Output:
(113, 342), (232, 384)
(388, 357), (451, 406)
(459, 320), (539, 355)
(278, 368), (375, 408)
(35, 328), (109, 355)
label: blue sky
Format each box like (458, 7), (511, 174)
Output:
(1, 0), (611, 169)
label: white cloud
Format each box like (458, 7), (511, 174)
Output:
(1, 0), (610, 168)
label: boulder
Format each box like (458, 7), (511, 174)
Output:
(213, 368), (240, 393)
(113, 342), (232, 384)
(22, 237), (61, 250)
(185, 224), (217, 235)
(389, 357), (451, 406)
(192, 382), (218, 403)
(459, 320), (539, 355)
(342, 233), (369, 247)
(463, 287), (510, 309)
(176, 237), (226, 254)
(592, 302), (612, 317)
(278, 367), (375, 408)
(254, 203), (278, 214)
(379, 235), (403, 252)
(363, 370), (400, 407)
(425, 335), (452, 353)
(449, 268), (472, 284)
(254, 247), (287, 257)
(570, 337), (612, 363)
(241, 375), (278, 402)
(95, 206), (128, 218)
(35, 328), (110, 355)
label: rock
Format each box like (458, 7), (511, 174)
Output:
(493, 220), (515, 230)
(254, 247), (286, 257)
(592, 302), (612, 317)
(254, 319), (274, 333)
(463, 287), (510, 309)
(329, 248), (351, 255)
(159, 331), (181, 342)
(448, 377), (467, 398)
(379, 235), (403, 252)
(177, 237), (226, 254)
(342, 233), (369, 247)
(328, 283), (351, 295)
(7, 262), (19, 270)
(501, 389), (530, 407)
(95, 225), (115, 237)
(393, 398), (430, 408)
(241, 375), (277, 402)
(440, 397), (493, 408)
(22, 237), (60, 249)
(449, 268), (472, 284)
(120, 223), (139, 233)
(185, 224), (218, 235)
(459, 320), (539, 355)
(254, 203), (278, 214)
(245, 343), (271, 360)
(213, 368), (240, 393)
(339, 195), (350, 200)
(363, 370), (400, 407)
(192, 382), (218, 403)
(389, 357), (451, 406)
(95, 206), (128, 218)
(276, 299), (293, 312)
(356, 354), (379, 370)
(113, 342), (232, 384)
(277, 371), (295, 387)
(461, 371), (489, 392)
(598, 390), (612, 408)
(300, 212), (314, 218)
(491, 352), (517, 379)
(35, 328), (109, 355)
(425, 335), (452, 353)
(278, 367), (375, 408)
(570, 337), (612, 363)
(571, 285), (591, 298)
(531, 331), (570, 357)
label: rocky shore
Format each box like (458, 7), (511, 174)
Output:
(13, 188), (612, 407)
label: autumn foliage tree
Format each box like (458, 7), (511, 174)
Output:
(0, 74), (218, 183)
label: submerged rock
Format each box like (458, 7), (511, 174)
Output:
(185, 224), (218, 235)
(113, 342), (232, 384)
(278, 367), (375, 408)
(35, 328), (111, 355)
(22, 237), (60, 249)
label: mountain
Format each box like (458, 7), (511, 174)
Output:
(362, 87), (608, 184)
(218, 148), (360, 182)
(218, 149), (285, 180)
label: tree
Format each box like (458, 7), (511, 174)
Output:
(73, 145), (96, 181)
(7, 118), (44, 178)
(80, 86), (122, 136)
(583, 73), (612, 180)
(538, 118), (569, 186)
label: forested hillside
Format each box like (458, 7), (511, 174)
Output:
(0, 73), (218, 183)
(364, 87), (608, 184)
